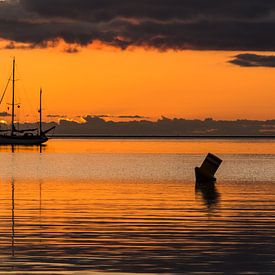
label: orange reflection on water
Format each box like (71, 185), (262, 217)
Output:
(0, 178), (274, 273)
(1, 138), (275, 154)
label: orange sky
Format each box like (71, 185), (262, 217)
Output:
(0, 41), (275, 122)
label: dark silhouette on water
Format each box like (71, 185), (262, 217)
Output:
(195, 153), (223, 182)
(0, 58), (55, 145)
(195, 181), (220, 210)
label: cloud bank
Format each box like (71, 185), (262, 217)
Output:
(2, 116), (275, 136)
(1, 1), (275, 51)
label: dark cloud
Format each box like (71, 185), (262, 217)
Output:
(20, 0), (275, 22)
(1, 1), (275, 50)
(64, 47), (80, 54)
(0, 111), (11, 117)
(229, 53), (275, 67)
(97, 115), (112, 118)
(47, 114), (67, 118)
(118, 115), (148, 119)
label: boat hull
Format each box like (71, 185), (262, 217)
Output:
(0, 135), (48, 145)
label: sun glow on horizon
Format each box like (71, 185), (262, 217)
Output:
(0, 40), (275, 121)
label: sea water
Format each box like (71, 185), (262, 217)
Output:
(0, 139), (274, 274)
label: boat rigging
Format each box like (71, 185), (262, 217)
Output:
(0, 58), (55, 145)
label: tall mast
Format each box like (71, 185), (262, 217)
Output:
(11, 57), (15, 136)
(39, 88), (42, 135)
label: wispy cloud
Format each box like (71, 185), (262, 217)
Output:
(91, 114), (149, 120)
(229, 53), (275, 67)
(117, 115), (149, 119)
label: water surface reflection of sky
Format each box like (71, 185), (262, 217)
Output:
(0, 139), (274, 274)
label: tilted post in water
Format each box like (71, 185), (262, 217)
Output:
(195, 153), (223, 183)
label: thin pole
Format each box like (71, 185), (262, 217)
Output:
(0, 75), (11, 106)
(11, 58), (15, 136)
(39, 88), (42, 135)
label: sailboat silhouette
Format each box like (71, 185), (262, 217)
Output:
(0, 58), (55, 145)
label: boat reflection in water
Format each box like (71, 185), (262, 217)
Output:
(1, 144), (47, 153)
(9, 178), (43, 270)
(11, 178), (15, 259)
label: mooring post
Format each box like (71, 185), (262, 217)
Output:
(195, 153), (223, 183)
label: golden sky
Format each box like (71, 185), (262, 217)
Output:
(0, 42), (275, 122)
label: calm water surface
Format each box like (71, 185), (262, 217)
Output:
(0, 139), (274, 274)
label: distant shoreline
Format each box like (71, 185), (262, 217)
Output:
(51, 135), (275, 139)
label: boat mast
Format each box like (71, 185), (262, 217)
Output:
(11, 57), (15, 136)
(39, 88), (42, 135)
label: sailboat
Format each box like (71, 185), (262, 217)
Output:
(0, 58), (55, 145)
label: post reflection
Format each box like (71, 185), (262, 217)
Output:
(39, 180), (42, 246)
(195, 181), (220, 210)
(11, 178), (15, 258)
